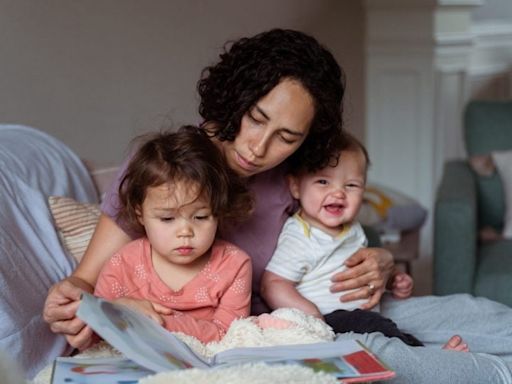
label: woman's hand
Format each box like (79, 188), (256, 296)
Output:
(389, 271), (414, 299)
(43, 275), (95, 350)
(113, 298), (173, 325)
(330, 247), (394, 310)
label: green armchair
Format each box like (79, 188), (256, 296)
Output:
(433, 100), (512, 306)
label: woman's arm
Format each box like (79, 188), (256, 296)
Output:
(43, 213), (132, 349)
(261, 271), (323, 318)
(330, 247), (394, 309)
(74, 214), (132, 285)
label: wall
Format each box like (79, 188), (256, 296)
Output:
(0, 0), (364, 167)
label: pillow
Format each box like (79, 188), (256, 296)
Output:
(356, 183), (427, 232)
(492, 149), (512, 239)
(48, 196), (100, 262)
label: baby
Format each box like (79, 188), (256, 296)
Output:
(261, 133), (468, 351)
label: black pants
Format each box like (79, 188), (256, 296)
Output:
(324, 309), (423, 347)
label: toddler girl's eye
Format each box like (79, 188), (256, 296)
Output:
(316, 179), (328, 185)
(161, 216), (175, 222)
(195, 215), (210, 220)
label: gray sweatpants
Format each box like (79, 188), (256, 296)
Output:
(335, 293), (512, 383)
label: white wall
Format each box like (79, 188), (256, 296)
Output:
(0, 0), (364, 168)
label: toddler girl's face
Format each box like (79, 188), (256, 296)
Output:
(137, 181), (218, 268)
(289, 148), (366, 237)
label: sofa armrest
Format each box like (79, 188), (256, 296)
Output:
(433, 160), (477, 295)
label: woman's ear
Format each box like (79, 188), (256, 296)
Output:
(287, 174), (301, 200)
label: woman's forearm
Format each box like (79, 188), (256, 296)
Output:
(73, 213), (132, 286)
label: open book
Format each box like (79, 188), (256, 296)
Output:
(75, 293), (395, 382)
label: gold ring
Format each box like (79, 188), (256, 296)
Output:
(367, 283), (376, 295)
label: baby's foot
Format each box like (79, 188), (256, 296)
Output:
(255, 313), (296, 330)
(442, 335), (469, 352)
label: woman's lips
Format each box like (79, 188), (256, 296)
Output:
(235, 152), (258, 172)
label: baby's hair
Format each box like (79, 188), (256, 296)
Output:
(117, 125), (253, 234)
(290, 131), (370, 175)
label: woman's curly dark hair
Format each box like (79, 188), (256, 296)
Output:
(197, 28), (346, 172)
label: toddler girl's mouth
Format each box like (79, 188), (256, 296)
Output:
(176, 247), (193, 255)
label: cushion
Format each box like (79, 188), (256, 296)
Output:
(357, 183), (427, 232)
(48, 196), (100, 262)
(492, 149), (512, 239)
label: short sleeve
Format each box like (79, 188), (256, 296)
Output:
(265, 220), (310, 282)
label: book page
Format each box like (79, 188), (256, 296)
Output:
(213, 339), (363, 365)
(77, 293), (210, 371)
(76, 293), (394, 382)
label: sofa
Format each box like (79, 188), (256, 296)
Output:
(433, 100), (512, 306)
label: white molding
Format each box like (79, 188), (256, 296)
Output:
(437, 0), (483, 6)
(365, 0), (482, 9)
(364, 0), (484, 258)
(469, 20), (512, 77)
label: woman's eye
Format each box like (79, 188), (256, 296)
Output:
(278, 133), (296, 144)
(248, 112), (263, 125)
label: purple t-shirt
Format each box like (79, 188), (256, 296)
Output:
(101, 160), (296, 314)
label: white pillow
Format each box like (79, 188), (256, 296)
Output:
(492, 149), (512, 239)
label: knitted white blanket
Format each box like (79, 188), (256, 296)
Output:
(33, 308), (337, 384)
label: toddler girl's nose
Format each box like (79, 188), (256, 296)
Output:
(177, 220), (194, 237)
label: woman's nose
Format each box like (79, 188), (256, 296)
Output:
(249, 134), (269, 158)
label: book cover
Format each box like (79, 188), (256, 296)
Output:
(76, 293), (394, 382)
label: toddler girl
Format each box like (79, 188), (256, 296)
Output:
(94, 125), (253, 343)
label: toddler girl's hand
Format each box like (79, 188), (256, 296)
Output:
(113, 297), (173, 325)
(391, 271), (414, 299)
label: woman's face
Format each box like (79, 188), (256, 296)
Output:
(220, 78), (315, 177)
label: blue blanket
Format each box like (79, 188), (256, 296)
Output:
(0, 125), (98, 378)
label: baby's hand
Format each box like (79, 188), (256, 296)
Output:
(391, 272), (413, 299)
(113, 297), (173, 325)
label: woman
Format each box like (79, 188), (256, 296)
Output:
(44, 29), (512, 383)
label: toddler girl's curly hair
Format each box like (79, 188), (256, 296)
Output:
(117, 125), (253, 234)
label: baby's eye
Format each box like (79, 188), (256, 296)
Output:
(346, 183), (363, 190)
(316, 179), (328, 185)
(160, 217), (175, 222)
(194, 215), (210, 220)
